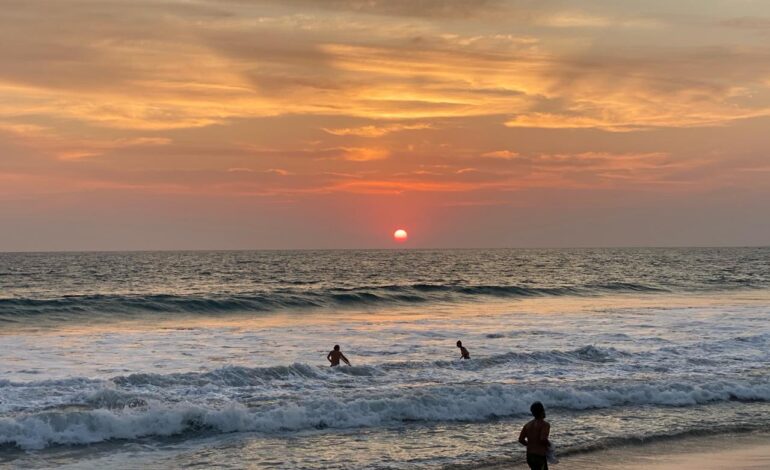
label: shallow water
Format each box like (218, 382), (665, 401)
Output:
(1, 249), (769, 468)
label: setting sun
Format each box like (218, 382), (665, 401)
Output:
(393, 229), (408, 242)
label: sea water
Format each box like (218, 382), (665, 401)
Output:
(0, 248), (768, 468)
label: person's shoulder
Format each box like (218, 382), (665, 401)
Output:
(523, 419), (534, 428)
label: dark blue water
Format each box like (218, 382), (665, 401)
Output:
(1, 248), (768, 321)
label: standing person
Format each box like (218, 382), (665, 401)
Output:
(327, 344), (351, 367)
(518, 401), (551, 470)
(456, 340), (470, 359)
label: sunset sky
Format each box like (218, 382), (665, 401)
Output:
(1, 0), (769, 250)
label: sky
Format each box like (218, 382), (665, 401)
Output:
(1, 0), (769, 250)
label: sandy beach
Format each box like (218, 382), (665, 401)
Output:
(491, 432), (770, 470)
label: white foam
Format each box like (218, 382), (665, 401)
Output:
(2, 379), (768, 450)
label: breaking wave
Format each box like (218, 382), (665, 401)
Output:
(1, 379), (768, 450)
(0, 282), (667, 320)
(106, 346), (627, 387)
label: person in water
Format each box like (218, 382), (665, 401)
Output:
(456, 340), (470, 359)
(518, 401), (551, 470)
(327, 344), (351, 367)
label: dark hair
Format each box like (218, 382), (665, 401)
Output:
(530, 401), (545, 418)
(334, 345), (340, 350)
(456, 340), (463, 347)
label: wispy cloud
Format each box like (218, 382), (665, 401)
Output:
(2, 1), (768, 134)
(251, 0), (505, 18)
(265, 168), (292, 176)
(721, 17), (770, 31)
(482, 150), (520, 159)
(323, 122), (433, 137)
(1, 0), (769, 240)
(540, 11), (663, 29)
(339, 147), (390, 161)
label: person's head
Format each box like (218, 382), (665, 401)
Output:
(334, 345), (340, 351)
(456, 340), (463, 348)
(530, 401), (546, 419)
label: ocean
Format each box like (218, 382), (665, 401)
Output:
(0, 248), (769, 468)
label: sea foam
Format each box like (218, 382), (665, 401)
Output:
(2, 379), (768, 450)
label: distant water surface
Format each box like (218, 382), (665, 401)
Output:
(1, 248), (768, 321)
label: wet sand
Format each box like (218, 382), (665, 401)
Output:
(483, 432), (770, 469)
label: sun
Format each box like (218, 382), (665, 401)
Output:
(393, 229), (408, 242)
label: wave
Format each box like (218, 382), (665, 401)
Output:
(0, 346), (640, 392)
(5, 334), (762, 393)
(1, 379), (767, 450)
(0, 282), (667, 319)
(111, 363), (381, 387)
(384, 345), (628, 371)
(110, 346), (625, 387)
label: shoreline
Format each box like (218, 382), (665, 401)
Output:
(478, 432), (770, 470)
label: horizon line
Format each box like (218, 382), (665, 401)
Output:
(1, 244), (768, 255)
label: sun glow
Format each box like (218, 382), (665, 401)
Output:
(393, 229), (408, 242)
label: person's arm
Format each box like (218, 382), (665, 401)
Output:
(341, 353), (351, 366)
(518, 425), (528, 446)
(327, 352), (332, 363)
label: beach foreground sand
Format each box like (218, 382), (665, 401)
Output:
(480, 432), (770, 470)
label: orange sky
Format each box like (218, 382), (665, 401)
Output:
(1, 0), (769, 249)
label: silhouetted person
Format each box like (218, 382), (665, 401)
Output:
(519, 401), (551, 470)
(327, 344), (351, 367)
(456, 340), (470, 359)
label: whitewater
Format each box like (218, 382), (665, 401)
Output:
(1, 248), (769, 468)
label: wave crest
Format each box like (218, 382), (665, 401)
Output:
(1, 379), (767, 450)
(0, 282), (667, 319)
